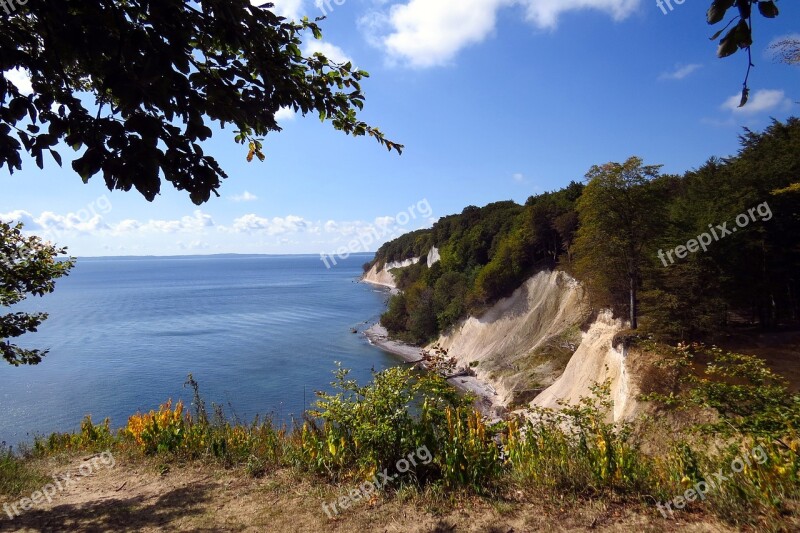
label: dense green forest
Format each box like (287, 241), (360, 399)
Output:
(368, 118), (800, 344)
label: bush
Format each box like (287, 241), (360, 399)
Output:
(34, 415), (114, 454)
(506, 381), (658, 496)
(303, 365), (465, 480)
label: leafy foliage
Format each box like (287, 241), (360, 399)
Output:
(507, 382), (656, 495)
(643, 344), (800, 525)
(0, 0), (401, 204)
(12, 366), (800, 527)
(373, 190), (583, 344)
(644, 343), (800, 444)
(1, 222), (75, 365)
(125, 400), (189, 455)
(706, 0), (782, 106)
(572, 157), (665, 329)
(304, 365), (465, 480)
(372, 118), (800, 343)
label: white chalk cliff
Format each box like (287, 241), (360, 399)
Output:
(362, 257), (420, 288)
(363, 256), (639, 421)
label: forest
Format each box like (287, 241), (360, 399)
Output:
(369, 118), (800, 344)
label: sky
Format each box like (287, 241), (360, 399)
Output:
(1, 0), (798, 257)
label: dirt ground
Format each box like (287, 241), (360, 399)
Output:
(1, 454), (738, 533)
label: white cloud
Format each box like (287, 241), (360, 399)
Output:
(659, 63), (702, 81)
(177, 240), (212, 251)
(252, 0), (305, 20)
(303, 41), (354, 65)
(721, 89), (792, 114)
(2, 205), (438, 256)
(0, 210), (38, 228)
(275, 107), (296, 122)
(3, 68), (33, 95)
(1, 208), (108, 236)
(363, 0), (642, 68)
(111, 210), (215, 234)
(230, 191), (259, 202)
(513, 173), (525, 183)
(232, 214), (313, 235)
(373, 0), (507, 68)
(520, 0), (640, 29)
(767, 33), (800, 51)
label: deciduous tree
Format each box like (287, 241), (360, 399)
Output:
(0, 0), (402, 204)
(1, 222), (75, 365)
(572, 157), (665, 330)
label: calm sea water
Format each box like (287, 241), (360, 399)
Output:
(0, 254), (398, 448)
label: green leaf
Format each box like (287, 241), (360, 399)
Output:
(758, 1), (779, 18)
(717, 19), (751, 58)
(707, 0), (735, 25)
(738, 86), (750, 108)
(49, 149), (62, 167)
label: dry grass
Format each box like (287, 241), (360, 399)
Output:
(1, 452), (738, 532)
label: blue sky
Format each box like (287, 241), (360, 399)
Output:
(1, 0), (798, 257)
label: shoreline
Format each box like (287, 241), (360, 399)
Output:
(363, 322), (506, 421)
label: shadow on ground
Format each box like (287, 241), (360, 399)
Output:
(1, 482), (225, 532)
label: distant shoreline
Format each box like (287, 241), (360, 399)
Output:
(75, 252), (377, 260)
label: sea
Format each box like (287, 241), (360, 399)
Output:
(0, 253), (399, 448)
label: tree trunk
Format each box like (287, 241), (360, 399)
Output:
(629, 275), (638, 330)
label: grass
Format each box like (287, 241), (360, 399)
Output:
(3, 349), (800, 531)
(0, 445), (49, 497)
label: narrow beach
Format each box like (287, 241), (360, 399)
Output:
(363, 322), (505, 420)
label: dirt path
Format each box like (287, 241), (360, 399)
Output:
(1, 455), (736, 532)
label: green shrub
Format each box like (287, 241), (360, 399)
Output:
(506, 381), (659, 496)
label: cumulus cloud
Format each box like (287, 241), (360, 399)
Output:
(721, 89), (792, 114)
(767, 33), (800, 53)
(0, 210), (38, 228)
(3, 68), (33, 95)
(303, 41), (354, 65)
(230, 191), (259, 202)
(232, 214), (313, 235)
(252, 0), (305, 20)
(362, 0), (642, 68)
(274, 107), (296, 122)
(369, 0), (507, 68)
(105, 211), (215, 235)
(3, 202), (437, 255)
(1, 208), (109, 237)
(659, 63), (702, 81)
(521, 0), (640, 29)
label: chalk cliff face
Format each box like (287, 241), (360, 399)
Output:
(362, 257), (420, 288)
(530, 310), (636, 421)
(431, 271), (590, 408)
(434, 273), (637, 421)
(426, 247), (440, 268)
(364, 259), (639, 422)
